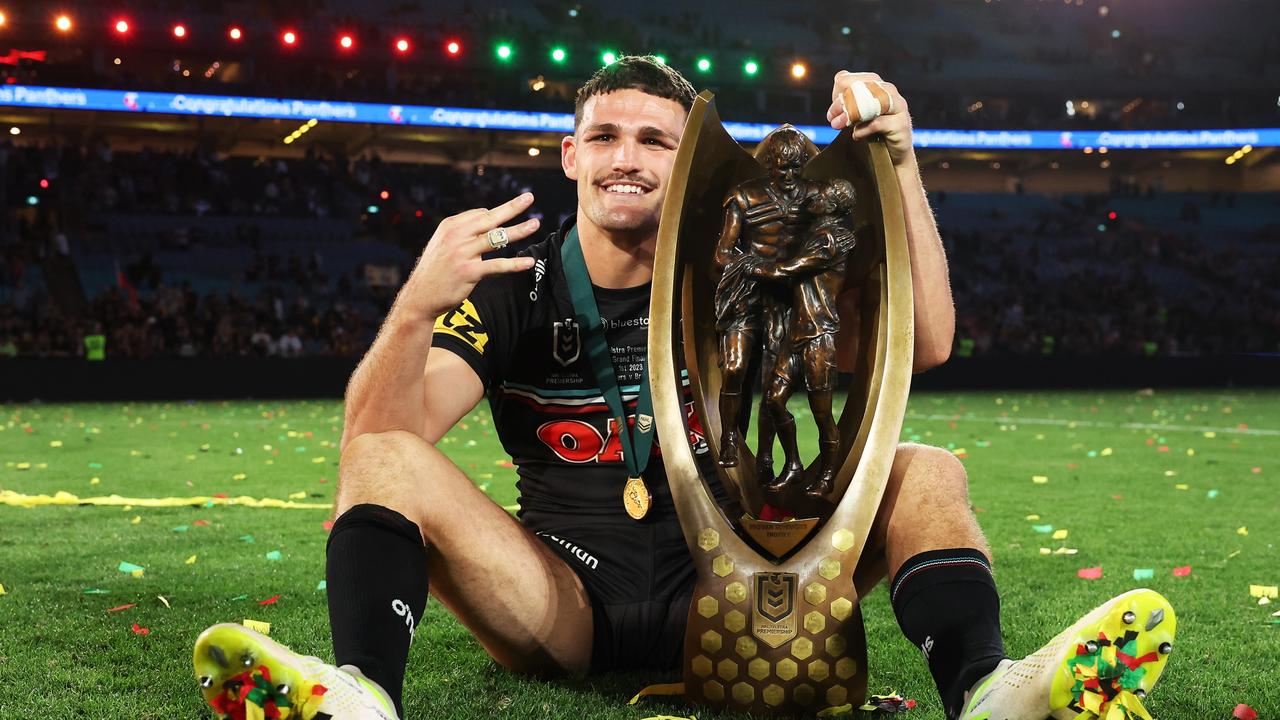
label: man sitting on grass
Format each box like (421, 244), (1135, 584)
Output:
(192, 56), (1177, 720)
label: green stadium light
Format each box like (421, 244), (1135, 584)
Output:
(743, 59), (759, 76)
(696, 57), (712, 72)
(495, 43), (513, 61)
(551, 46), (567, 63)
(601, 50), (618, 66)
(652, 54), (666, 65)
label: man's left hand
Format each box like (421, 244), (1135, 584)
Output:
(827, 71), (915, 168)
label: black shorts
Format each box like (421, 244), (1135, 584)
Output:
(524, 510), (694, 673)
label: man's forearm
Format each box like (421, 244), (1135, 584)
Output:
(341, 306), (435, 448)
(896, 157), (955, 370)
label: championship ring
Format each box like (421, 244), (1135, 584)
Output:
(648, 89), (915, 714)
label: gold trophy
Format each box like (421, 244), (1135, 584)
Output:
(648, 88), (914, 714)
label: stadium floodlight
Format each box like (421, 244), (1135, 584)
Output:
(550, 46), (566, 63)
(0, 11), (6, 27)
(394, 37), (411, 54)
(528, 147), (541, 156)
(445, 40), (462, 56)
(696, 57), (712, 72)
(8, 126), (18, 135)
(652, 55), (666, 65)
(339, 34), (354, 50)
(841, 26), (851, 35)
(172, 24), (186, 38)
(55, 14), (72, 32)
(282, 30), (298, 46)
(743, 59), (759, 76)
(791, 62), (807, 79)
(114, 19), (130, 34)
(228, 26), (243, 41)
(367, 205), (379, 214)
(601, 50), (617, 66)
(495, 43), (513, 61)
(26, 195), (37, 206)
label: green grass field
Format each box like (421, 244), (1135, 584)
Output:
(1, 390), (1277, 719)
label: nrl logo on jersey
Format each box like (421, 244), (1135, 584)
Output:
(552, 318), (580, 367)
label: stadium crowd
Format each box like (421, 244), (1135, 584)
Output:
(2, 140), (1276, 361)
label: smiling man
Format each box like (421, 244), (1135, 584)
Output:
(192, 57), (1177, 720)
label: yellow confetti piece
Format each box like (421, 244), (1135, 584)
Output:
(158, 595), (171, 609)
(311, 456), (327, 464)
(130, 569), (144, 578)
(1186, 448), (1196, 456)
(1250, 585), (1279, 599)
(1164, 470), (1177, 477)
(50, 440), (63, 448)
(130, 449), (142, 456)
(1039, 548), (1052, 555)
(1175, 484), (1189, 490)
(90, 477), (101, 485)
(0, 583), (6, 595)
(1203, 431), (1216, 438)
(1054, 547), (1079, 555)
(185, 555), (198, 565)
(0, 490), (330, 510)
(1100, 448), (1112, 457)
(35, 463), (47, 470)
(130, 516), (142, 524)
(232, 473), (247, 481)
(1032, 476), (1049, 484)
(16, 462), (30, 470)
(1025, 514), (1041, 521)
(243, 619), (272, 635)
(288, 491), (307, 500)
(1052, 529), (1069, 540)
(1238, 527), (1249, 536)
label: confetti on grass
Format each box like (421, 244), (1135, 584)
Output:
(1077, 567), (1103, 580)
(243, 619), (271, 635)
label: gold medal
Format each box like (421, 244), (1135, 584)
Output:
(623, 476), (652, 520)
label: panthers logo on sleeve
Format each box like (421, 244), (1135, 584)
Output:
(434, 298), (489, 353)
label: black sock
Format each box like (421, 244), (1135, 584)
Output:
(326, 503), (429, 717)
(890, 548), (1005, 720)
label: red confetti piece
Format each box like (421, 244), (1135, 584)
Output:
(23, 426), (34, 433)
(1145, 438), (1154, 446)
(107, 603), (137, 612)
(1157, 445), (1170, 453)
(1237, 423), (1249, 430)
(1078, 566), (1103, 580)
(1066, 463), (1079, 470)
(1234, 704), (1257, 720)
(213, 493), (228, 499)
(259, 594), (281, 605)
(131, 623), (150, 635)
(1252, 467), (1262, 474)
(1112, 494), (1125, 501)
(1173, 565), (1192, 577)
(948, 421), (957, 429)
(193, 520), (210, 527)
(322, 520), (334, 531)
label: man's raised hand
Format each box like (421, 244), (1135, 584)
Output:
(401, 192), (541, 320)
(826, 71), (915, 168)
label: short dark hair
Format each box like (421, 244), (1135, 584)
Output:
(573, 55), (696, 129)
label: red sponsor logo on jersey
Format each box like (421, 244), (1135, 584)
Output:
(536, 401), (707, 464)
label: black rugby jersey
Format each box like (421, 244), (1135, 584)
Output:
(432, 217), (721, 522)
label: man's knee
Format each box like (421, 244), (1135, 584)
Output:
(336, 430), (433, 520)
(893, 442), (971, 504)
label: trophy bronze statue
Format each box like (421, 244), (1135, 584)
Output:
(648, 88), (914, 714)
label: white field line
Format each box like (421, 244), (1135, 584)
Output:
(904, 413), (1280, 437)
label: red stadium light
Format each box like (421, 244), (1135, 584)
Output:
(1107, 211), (1117, 220)
(445, 39), (462, 56)
(55, 14), (73, 33)
(114, 18), (130, 34)
(282, 30), (298, 46)
(338, 33), (355, 50)
(379, 189), (390, 200)
(39, 178), (49, 189)
(228, 26), (243, 41)
(394, 37), (411, 54)
(172, 24), (187, 39)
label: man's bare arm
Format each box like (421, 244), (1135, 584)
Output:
(828, 71), (955, 371)
(341, 194), (540, 452)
